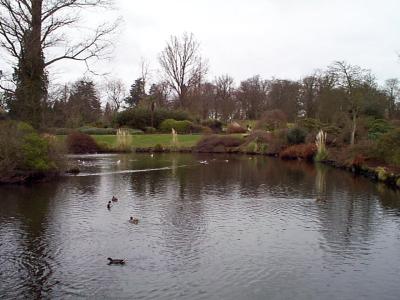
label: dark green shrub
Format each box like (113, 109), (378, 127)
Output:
(366, 119), (393, 140)
(159, 119), (193, 134)
(0, 121), (61, 174)
(144, 127), (156, 134)
(189, 124), (206, 134)
(122, 128), (143, 135)
(66, 132), (98, 154)
(297, 118), (324, 132)
(376, 129), (400, 166)
(78, 126), (117, 135)
(115, 108), (190, 130)
(201, 119), (223, 133)
(323, 125), (341, 136)
(201, 126), (213, 135)
(287, 127), (306, 145)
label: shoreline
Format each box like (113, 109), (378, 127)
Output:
(3, 147), (399, 190)
(129, 146), (400, 190)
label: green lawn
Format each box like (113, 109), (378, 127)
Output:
(58, 134), (203, 149)
(95, 134), (202, 148)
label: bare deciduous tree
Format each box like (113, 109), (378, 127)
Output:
(105, 78), (125, 111)
(139, 57), (150, 92)
(384, 78), (400, 118)
(158, 32), (207, 109)
(0, 0), (118, 70)
(329, 61), (373, 145)
(0, 0), (119, 127)
(215, 75), (235, 121)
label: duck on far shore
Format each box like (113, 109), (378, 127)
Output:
(315, 197), (326, 203)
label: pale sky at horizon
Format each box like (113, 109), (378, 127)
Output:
(2, 0), (400, 88)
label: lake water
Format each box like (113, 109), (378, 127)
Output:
(1, 153), (400, 299)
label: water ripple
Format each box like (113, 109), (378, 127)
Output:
(1, 153), (400, 299)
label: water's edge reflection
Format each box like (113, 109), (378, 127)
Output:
(1, 153), (399, 299)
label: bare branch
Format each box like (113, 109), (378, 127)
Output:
(158, 32), (207, 108)
(44, 20), (119, 67)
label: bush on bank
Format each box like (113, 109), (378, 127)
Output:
(0, 121), (63, 181)
(376, 128), (400, 166)
(201, 119), (223, 133)
(115, 108), (191, 130)
(159, 119), (194, 134)
(286, 127), (306, 145)
(280, 144), (317, 161)
(195, 135), (244, 152)
(66, 132), (99, 154)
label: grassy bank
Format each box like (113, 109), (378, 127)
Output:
(57, 134), (203, 150)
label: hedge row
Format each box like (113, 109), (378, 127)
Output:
(115, 108), (190, 130)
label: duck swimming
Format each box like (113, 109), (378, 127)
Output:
(112, 196), (118, 202)
(107, 257), (125, 265)
(129, 217), (139, 224)
(107, 201), (112, 209)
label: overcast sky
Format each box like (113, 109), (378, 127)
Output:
(29, 0), (400, 86)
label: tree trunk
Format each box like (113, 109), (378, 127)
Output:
(350, 111), (357, 146)
(13, 0), (46, 129)
(31, 0), (45, 128)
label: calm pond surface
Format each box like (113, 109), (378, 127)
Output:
(1, 153), (400, 299)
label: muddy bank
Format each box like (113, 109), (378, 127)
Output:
(0, 171), (60, 185)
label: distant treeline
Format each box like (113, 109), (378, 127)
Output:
(0, 32), (399, 132)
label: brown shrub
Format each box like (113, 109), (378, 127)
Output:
(239, 130), (272, 154)
(332, 140), (377, 167)
(195, 135), (244, 152)
(265, 129), (288, 155)
(352, 154), (366, 167)
(246, 130), (272, 143)
(227, 122), (247, 134)
(201, 126), (214, 135)
(280, 143), (317, 161)
(256, 109), (287, 131)
(66, 132), (98, 154)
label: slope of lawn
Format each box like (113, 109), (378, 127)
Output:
(96, 134), (202, 148)
(58, 134), (202, 149)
